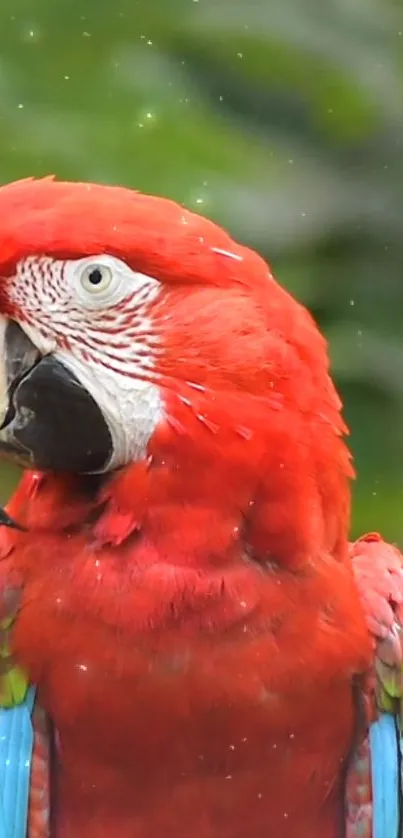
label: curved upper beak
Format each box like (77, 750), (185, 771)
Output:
(0, 321), (40, 529)
(0, 318), (113, 484)
(0, 320), (42, 464)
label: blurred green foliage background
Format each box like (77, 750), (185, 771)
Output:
(0, 0), (402, 541)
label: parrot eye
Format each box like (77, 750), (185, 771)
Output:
(71, 255), (138, 309)
(80, 263), (114, 296)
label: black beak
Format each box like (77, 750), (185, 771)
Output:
(0, 505), (26, 530)
(0, 321), (113, 473)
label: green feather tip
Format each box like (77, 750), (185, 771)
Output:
(0, 614), (30, 707)
(0, 664), (29, 708)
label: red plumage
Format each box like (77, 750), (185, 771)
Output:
(0, 178), (375, 837)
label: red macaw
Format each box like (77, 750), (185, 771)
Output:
(0, 177), (401, 838)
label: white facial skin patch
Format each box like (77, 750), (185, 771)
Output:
(7, 254), (166, 470)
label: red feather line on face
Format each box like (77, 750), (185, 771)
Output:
(9, 254), (162, 380)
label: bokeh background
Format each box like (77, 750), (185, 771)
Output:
(0, 0), (402, 541)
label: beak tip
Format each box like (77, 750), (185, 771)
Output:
(0, 507), (26, 531)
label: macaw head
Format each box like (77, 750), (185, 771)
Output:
(0, 177), (351, 565)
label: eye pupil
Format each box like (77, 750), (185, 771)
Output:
(88, 268), (103, 286)
(79, 262), (113, 297)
